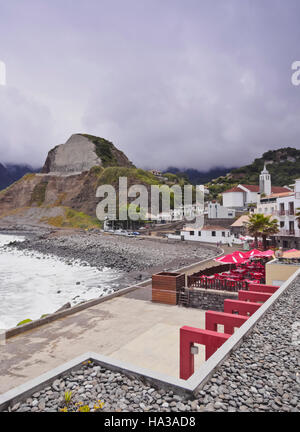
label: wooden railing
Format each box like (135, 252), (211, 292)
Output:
(187, 277), (248, 292)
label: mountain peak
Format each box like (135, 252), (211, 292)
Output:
(41, 133), (134, 174)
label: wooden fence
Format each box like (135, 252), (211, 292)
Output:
(187, 277), (248, 292)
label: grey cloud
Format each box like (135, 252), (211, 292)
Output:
(0, 0), (300, 170)
(0, 86), (55, 167)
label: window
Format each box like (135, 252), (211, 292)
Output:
(280, 221), (284, 228)
(198, 231), (201, 236)
(212, 231), (216, 237)
(222, 232), (225, 237)
(280, 203), (285, 215)
(289, 202), (294, 215)
(190, 231), (194, 236)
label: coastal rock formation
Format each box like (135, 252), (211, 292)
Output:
(0, 133), (185, 228)
(41, 134), (134, 174)
(0, 170), (101, 221)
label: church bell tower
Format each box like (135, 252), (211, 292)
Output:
(259, 163), (271, 196)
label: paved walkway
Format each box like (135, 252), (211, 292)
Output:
(0, 296), (207, 394)
(0, 243), (238, 395)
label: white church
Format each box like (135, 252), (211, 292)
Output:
(222, 164), (290, 209)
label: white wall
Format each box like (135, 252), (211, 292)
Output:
(222, 192), (244, 208)
(277, 190), (300, 237)
(256, 202), (276, 216)
(181, 228), (232, 244)
(208, 203), (235, 218)
(246, 191), (259, 204)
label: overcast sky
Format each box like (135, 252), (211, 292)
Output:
(0, 0), (300, 170)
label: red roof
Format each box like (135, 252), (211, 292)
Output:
(223, 186), (244, 193)
(240, 184), (259, 192)
(223, 184), (290, 194)
(270, 186), (291, 193)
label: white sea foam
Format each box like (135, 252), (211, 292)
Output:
(0, 234), (122, 329)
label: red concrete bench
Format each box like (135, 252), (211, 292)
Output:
(205, 310), (248, 335)
(238, 290), (272, 303)
(224, 299), (261, 316)
(180, 326), (230, 380)
(248, 284), (279, 294)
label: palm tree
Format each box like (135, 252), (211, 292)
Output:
(245, 214), (264, 248)
(245, 213), (279, 250)
(262, 217), (280, 250)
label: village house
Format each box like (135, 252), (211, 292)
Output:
(230, 214), (250, 240)
(222, 164), (290, 209)
(207, 202), (236, 219)
(253, 178), (300, 249)
(168, 224), (242, 245)
(274, 179), (300, 249)
(180, 225), (233, 244)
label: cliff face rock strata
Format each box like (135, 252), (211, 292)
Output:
(0, 168), (163, 225)
(0, 171), (99, 218)
(41, 134), (134, 174)
(0, 134), (183, 227)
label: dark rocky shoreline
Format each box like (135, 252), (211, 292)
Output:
(1, 229), (218, 297)
(7, 230), (217, 286)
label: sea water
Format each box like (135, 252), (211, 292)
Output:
(0, 234), (122, 329)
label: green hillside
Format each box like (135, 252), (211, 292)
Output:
(205, 147), (300, 200)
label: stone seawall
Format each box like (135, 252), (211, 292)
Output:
(183, 288), (238, 311)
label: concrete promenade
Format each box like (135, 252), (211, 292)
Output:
(0, 244), (238, 395)
(0, 296), (207, 394)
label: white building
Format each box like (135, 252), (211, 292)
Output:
(207, 202), (236, 219)
(222, 164), (290, 209)
(222, 184), (260, 208)
(256, 191), (290, 217)
(172, 203), (204, 220)
(168, 225), (242, 244)
(146, 202), (204, 222)
(181, 226), (232, 243)
(274, 179), (300, 248)
(253, 179), (300, 249)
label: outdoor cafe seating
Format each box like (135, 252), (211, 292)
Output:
(187, 248), (272, 291)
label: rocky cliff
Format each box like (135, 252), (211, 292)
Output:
(41, 133), (134, 174)
(0, 134), (184, 229)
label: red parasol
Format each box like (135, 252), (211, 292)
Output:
(244, 249), (262, 258)
(215, 252), (248, 264)
(258, 249), (275, 257)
